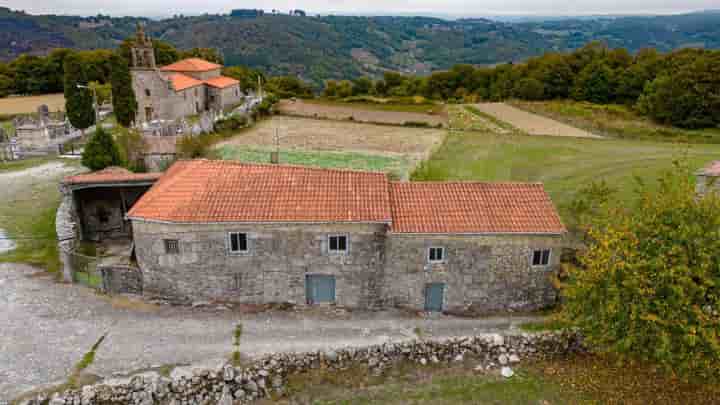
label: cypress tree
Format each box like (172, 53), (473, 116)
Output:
(110, 53), (137, 127)
(63, 52), (95, 130)
(81, 126), (122, 171)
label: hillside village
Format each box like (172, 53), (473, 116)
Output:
(1, 5), (720, 405)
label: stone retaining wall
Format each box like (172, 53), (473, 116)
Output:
(101, 265), (143, 295)
(26, 331), (582, 405)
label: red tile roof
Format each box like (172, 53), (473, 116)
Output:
(168, 73), (204, 91)
(388, 182), (566, 234)
(63, 167), (163, 186)
(699, 161), (720, 176)
(160, 58), (222, 73)
(127, 160), (393, 224)
(204, 76), (240, 89)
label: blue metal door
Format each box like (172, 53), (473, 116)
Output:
(306, 275), (336, 304)
(424, 283), (444, 312)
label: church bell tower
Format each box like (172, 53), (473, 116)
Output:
(131, 23), (156, 69)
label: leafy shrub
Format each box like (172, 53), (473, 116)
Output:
(214, 115), (248, 134)
(563, 162), (720, 380)
(81, 126), (122, 171)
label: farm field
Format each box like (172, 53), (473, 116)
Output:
(472, 102), (601, 138)
(215, 115), (445, 178)
(0, 94), (65, 115)
(277, 99), (447, 127)
(510, 100), (720, 143)
(414, 108), (720, 222)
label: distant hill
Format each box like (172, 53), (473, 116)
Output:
(2, 7), (719, 85)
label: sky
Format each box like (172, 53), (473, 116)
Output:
(5, 0), (717, 18)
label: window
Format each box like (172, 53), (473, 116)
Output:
(532, 249), (551, 266)
(164, 239), (179, 254)
(228, 232), (248, 254)
(428, 247), (445, 263)
(328, 235), (348, 254)
(145, 88), (151, 97)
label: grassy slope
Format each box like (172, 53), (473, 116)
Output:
(510, 100), (720, 143)
(412, 129), (720, 221)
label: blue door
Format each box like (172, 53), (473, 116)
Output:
(424, 283), (444, 312)
(306, 275), (336, 305)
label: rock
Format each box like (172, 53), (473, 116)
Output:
(454, 354), (464, 362)
(234, 389), (246, 399)
(501, 366), (514, 378)
(474, 364), (484, 372)
(509, 354), (520, 363)
(325, 350), (338, 361)
(419, 358), (427, 365)
(244, 380), (258, 392)
(498, 354), (509, 365)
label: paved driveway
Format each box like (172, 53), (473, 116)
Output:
(0, 263), (539, 399)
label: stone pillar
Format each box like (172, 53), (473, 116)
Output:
(56, 186), (77, 282)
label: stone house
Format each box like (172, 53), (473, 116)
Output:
(125, 160), (566, 312)
(130, 25), (243, 124)
(696, 161), (720, 197)
(142, 136), (179, 171)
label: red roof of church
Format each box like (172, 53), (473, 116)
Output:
(63, 167), (163, 186)
(203, 76), (240, 89)
(160, 58), (222, 73)
(388, 182), (566, 234)
(168, 73), (204, 91)
(127, 160), (566, 234)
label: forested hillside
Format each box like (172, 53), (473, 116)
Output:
(2, 7), (720, 85)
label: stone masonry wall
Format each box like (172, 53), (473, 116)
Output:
(28, 331), (584, 405)
(131, 221), (387, 306)
(383, 234), (564, 313)
(101, 265), (143, 295)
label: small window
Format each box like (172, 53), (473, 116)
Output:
(428, 247), (445, 263)
(228, 232), (248, 254)
(145, 88), (151, 97)
(164, 239), (179, 254)
(532, 249), (551, 266)
(328, 235), (348, 253)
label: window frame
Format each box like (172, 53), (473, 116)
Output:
(327, 234), (349, 255)
(227, 232), (250, 255)
(164, 239), (179, 255)
(427, 246), (446, 264)
(531, 248), (552, 267)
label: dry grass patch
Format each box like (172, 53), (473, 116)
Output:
(473, 102), (601, 138)
(278, 99), (447, 127)
(0, 94), (65, 115)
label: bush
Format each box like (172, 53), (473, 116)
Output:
(214, 115), (248, 134)
(563, 161), (720, 380)
(81, 127), (122, 171)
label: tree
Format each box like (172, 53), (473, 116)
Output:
(513, 77), (545, 100)
(63, 52), (95, 131)
(110, 53), (137, 127)
(563, 162), (720, 379)
(572, 61), (615, 104)
(351, 76), (373, 96)
(81, 126), (122, 171)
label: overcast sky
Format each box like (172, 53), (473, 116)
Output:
(5, 0), (717, 18)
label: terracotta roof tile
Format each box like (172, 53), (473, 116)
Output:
(204, 76), (240, 89)
(128, 160), (392, 224)
(160, 58), (222, 73)
(168, 73), (204, 91)
(389, 182), (566, 234)
(63, 167), (163, 186)
(699, 161), (720, 176)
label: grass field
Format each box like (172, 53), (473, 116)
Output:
(217, 146), (411, 178)
(413, 118), (720, 222)
(278, 99), (447, 127)
(0, 94), (65, 115)
(510, 100), (720, 143)
(273, 354), (719, 404)
(306, 97), (446, 114)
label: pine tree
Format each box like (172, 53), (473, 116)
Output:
(110, 53), (137, 127)
(63, 52), (95, 130)
(81, 126), (122, 171)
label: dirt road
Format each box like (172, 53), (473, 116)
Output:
(0, 263), (540, 399)
(473, 103), (602, 138)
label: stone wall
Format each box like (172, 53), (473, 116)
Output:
(132, 70), (206, 123)
(131, 221), (387, 306)
(101, 265), (143, 295)
(27, 331), (583, 405)
(57, 186), (78, 282)
(383, 234), (563, 313)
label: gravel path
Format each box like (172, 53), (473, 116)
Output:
(0, 263), (540, 399)
(473, 103), (602, 138)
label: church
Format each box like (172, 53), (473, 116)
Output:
(130, 25), (244, 124)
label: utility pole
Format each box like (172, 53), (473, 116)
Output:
(76, 84), (99, 127)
